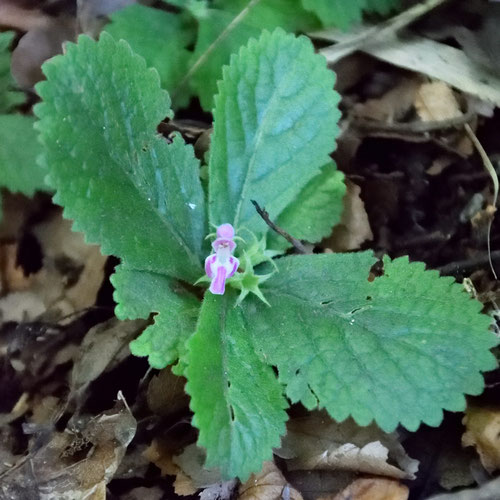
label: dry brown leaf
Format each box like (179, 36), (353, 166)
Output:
(415, 81), (462, 122)
(239, 461), (303, 500)
(12, 16), (77, 89)
(0, 290), (46, 322)
(329, 181), (373, 252)
(147, 366), (189, 417)
(352, 75), (423, 123)
(325, 477), (408, 500)
(462, 406), (500, 472)
(0, 243), (32, 292)
(0, 3), (51, 32)
(30, 213), (107, 317)
(278, 411), (418, 480)
(0, 394), (136, 499)
(143, 439), (197, 496)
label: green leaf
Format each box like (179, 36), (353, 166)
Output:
(209, 28), (340, 238)
(0, 115), (45, 196)
(184, 0), (320, 110)
(185, 290), (288, 480)
(111, 264), (200, 370)
(35, 33), (206, 282)
(301, 0), (401, 29)
(268, 162), (346, 251)
(106, 4), (195, 106)
(0, 31), (24, 113)
(301, 0), (364, 29)
(241, 253), (498, 432)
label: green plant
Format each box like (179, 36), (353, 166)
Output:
(35, 30), (497, 480)
(107, 0), (402, 110)
(0, 31), (45, 218)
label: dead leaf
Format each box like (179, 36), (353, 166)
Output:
(0, 243), (32, 293)
(11, 16), (77, 89)
(147, 366), (189, 417)
(415, 81), (462, 122)
(0, 393), (136, 499)
(71, 318), (148, 401)
(329, 181), (373, 252)
(325, 477), (409, 500)
(239, 461), (302, 500)
(462, 405), (500, 472)
(353, 75), (423, 123)
(143, 438), (197, 496)
(428, 475), (500, 500)
(0, 290), (46, 322)
(278, 411), (418, 480)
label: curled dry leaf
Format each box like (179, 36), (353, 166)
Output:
(278, 411), (418, 480)
(239, 461), (303, 500)
(325, 477), (409, 500)
(462, 405), (500, 472)
(0, 394), (136, 499)
(414, 81), (462, 122)
(329, 181), (373, 252)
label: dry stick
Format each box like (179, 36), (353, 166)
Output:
(251, 200), (307, 254)
(464, 123), (499, 280)
(173, 0), (261, 98)
(318, 0), (451, 63)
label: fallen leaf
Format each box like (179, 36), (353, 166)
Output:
(325, 477), (409, 500)
(147, 366), (189, 417)
(414, 81), (462, 122)
(0, 243), (32, 292)
(353, 75), (423, 123)
(428, 475), (500, 500)
(71, 318), (148, 402)
(278, 411), (418, 480)
(11, 16), (77, 89)
(0, 393), (136, 499)
(239, 461), (302, 500)
(329, 181), (373, 252)
(462, 405), (500, 472)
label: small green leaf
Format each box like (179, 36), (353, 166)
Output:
(185, 290), (288, 480)
(111, 264), (200, 370)
(268, 162), (346, 251)
(0, 115), (45, 196)
(0, 31), (24, 113)
(35, 33), (206, 282)
(185, 0), (320, 110)
(209, 28), (340, 238)
(242, 253), (498, 432)
(106, 4), (195, 106)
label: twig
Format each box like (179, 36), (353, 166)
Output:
(173, 0), (261, 97)
(438, 251), (500, 276)
(464, 123), (498, 280)
(317, 0), (451, 64)
(251, 200), (307, 254)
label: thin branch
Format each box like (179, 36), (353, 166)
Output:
(251, 200), (307, 254)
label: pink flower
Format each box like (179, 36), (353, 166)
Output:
(205, 223), (239, 295)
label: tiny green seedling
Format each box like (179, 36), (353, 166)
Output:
(35, 29), (497, 480)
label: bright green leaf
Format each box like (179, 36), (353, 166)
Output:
(0, 31), (24, 113)
(242, 253), (498, 432)
(0, 115), (45, 196)
(111, 264), (200, 370)
(35, 33), (206, 282)
(183, 0), (320, 110)
(268, 162), (346, 251)
(106, 4), (195, 106)
(185, 290), (288, 480)
(209, 28), (340, 238)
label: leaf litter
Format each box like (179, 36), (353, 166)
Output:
(1, 0), (500, 498)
